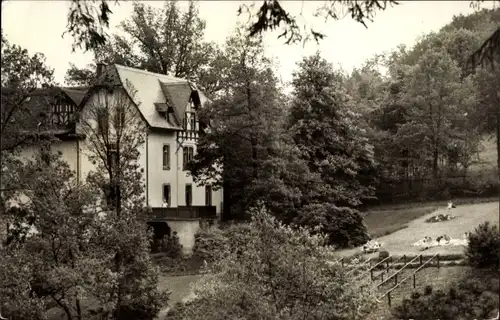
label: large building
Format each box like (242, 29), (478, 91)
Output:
(5, 64), (222, 254)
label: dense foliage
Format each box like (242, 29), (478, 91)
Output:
(466, 221), (500, 269)
(169, 205), (376, 320)
(392, 270), (499, 320)
(1, 53), (167, 319)
(193, 223), (253, 265)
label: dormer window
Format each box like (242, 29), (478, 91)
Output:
(184, 111), (196, 131)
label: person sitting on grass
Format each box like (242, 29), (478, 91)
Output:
(447, 201), (456, 210)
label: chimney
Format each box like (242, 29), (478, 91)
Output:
(96, 62), (106, 78)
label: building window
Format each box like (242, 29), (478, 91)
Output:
(185, 184), (192, 206)
(162, 144), (170, 170)
(205, 185), (212, 206)
(183, 146), (194, 171)
(97, 107), (109, 135)
(162, 184), (171, 207)
(51, 104), (75, 125)
(184, 111), (196, 131)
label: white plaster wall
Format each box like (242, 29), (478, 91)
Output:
(147, 131), (223, 214)
(19, 140), (78, 173)
(167, 219), (200, 254)
(147, 131), (178, 207)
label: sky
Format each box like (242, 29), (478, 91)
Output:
(1, 1), (495, 87)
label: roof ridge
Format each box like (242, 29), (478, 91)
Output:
(114, 64), (186, 82)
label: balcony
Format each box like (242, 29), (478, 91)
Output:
(149, 205), (217, 221)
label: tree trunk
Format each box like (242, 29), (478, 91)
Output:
(433, 147), (439, 179)
(496, 95), (500, 219)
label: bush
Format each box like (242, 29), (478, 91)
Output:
(293, 203), (371, 248)
(193, 225), (228, 263)
(392, 271), (499, 320)
(193, 223), (253, 265)
(379, 250), (390, 260)
(466, 221), (500, 269)
(170, 205), (376, 320)
(165, 231), (183, 259)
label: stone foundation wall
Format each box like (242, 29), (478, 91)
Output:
(166, 219), (201, 255)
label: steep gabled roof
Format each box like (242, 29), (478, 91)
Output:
(61, 87), (87, 106)
(109, 64), (209, 130)
(159, 81), (193, 127)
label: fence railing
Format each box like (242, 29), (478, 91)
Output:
(346, 258), (374, 276)
(374, 254), (424, 290)
(353, 256), (392, 282)
(372, 255), (411, 282)
(378, 253), (440, 306)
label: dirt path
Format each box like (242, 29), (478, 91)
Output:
(339, 201), (499, 257)
(156, 274), (204, 319)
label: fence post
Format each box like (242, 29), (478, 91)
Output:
(413, 273), (416, 288)
(419, 255), (423, 265)
(437, 254), (440, 268)
(403, 255), (406, 264)
(386, 258), (389, 269)
(394, 273), (398, 285)
(388, 292), (392, 306)
(341, 258), (344, 268)
(381, 273), (384, 282)
(370, 269), (374, 281)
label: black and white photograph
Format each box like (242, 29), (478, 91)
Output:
(1, 1), (499, 319)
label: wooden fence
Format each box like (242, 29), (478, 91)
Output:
(377, 253), (440, 306)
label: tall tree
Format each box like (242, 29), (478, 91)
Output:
(400, 47), (478, 179)
(1, 35), (55, 153)
(190, 27), (316, 221)
(1, 36), (56, 250)
(288, 53), (375, 247)
(78, 79), (167, 319)
(65, 1), (223, 96)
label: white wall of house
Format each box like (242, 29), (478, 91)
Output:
(147, 130), (223, 213)
(20, 140), (79, 173)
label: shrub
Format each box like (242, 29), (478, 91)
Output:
(392, 271), (499, 320)
(193, 225), (228, 263)
(193, 223), (253, 265)
(293, 203), (371, 248)
(466, 221), (500, 269)
(170, 204), (376, 320)
(165, 231), (184, 259)
(379, 250), (390, 260)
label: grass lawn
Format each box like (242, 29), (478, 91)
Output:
(362, 206), (438, 238)
(362, 197), (498, 239)
(342, 200), (499, 258)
